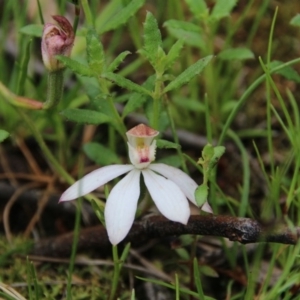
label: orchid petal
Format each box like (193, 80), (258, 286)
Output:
(59, 165), (134, 201)
(149, 164), (198, 204)
(149, 163), (213, 213)
(201, 201), (213, 213)
(105, 169), (141, 245)
(142, 169), (190, 224)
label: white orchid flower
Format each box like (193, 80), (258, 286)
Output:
(60, 124), (212, 245)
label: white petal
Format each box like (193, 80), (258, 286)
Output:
(149, 163), (198, 205)
(60, 165), (134, 201)
(105, 169), (141, 245)
(142, 169), (190, 224)
(201, 201), (213, 213)
(149, 164), (213, 213)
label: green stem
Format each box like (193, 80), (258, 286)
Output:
(166, 100), (188, 173)
(109, 245), (120, 300)
(43, 70), (64, 110)
(66, 198), (82, 300)
(98, 78), (126, 139)
(81, 0), (94, 27)
(151, 72), (163, 130)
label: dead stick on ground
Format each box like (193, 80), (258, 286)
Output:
(32, 215), (300, 257)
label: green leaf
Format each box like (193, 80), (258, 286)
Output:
(200, 265), (219, 278)
(99, 0), (145, 33)
(143, 12), (163, 66)
(164, 19), (200, 32)
(103, 72), (152, 95)
(185, 0), (208, 18)
(290, 14), (300, 27)
(156, 139), (180, 149)
(165, 39), (184, 70)
(122, 93), (147, 118)
(0, 129), (9, 142)
(163, 55), (213, 93)
(195, 184), (208, 206)
(83, 142), (121, 165)
(270, 60), (300, 83)
(60, 108), (112, 124)
(56, 56), (94, 76)
(164, 20), (204, 50)
(107, 51), (131, 72)
(202, 144), (214, 161)
(210, 0), (237, 20)
(173, 97), (205, 112)
(209, 146), (226, 169)
(218, 48), (254, 61)
(86, 29), (105, 73)
(19, 24), (43, 37)
(193, 258), (205, 299)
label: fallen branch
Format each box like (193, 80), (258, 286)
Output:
(32, 215), (300, 257)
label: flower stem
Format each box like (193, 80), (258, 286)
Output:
(66, 198), (82, 300)
(109, 245), (120, 300)
(166, 99), (188, 173)
(42, 70), (64, 110)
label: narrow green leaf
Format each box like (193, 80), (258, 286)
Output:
(100, 0), (145, 33)
(122, 93), (147, 118)
(200, 265), (219, 278)
(60, 108), (112, 124)
(56, 56), (94, 76)
(195, 184), (208, 206)
(270, 60), (300, 83)
(193, 258), (205, 299)
(210, 0), (237, 20)
(290, 14), (300, 27)
(91, 199), (105, 226)
(165, 39), (184, 70)
(103, 72), (151, 95)
(86, 29), (105, 73)
(209, 146), (226, 169)
(0, 130), (9, 142)
(164, 20), (204, 49)
(218, 48), (254, 61)
(107, 51), (131, 72)
(83, 142), (121, 165)
(143, 12), (163, 66)
(19, 24), (43, 37)
(173, 97), (205, 112)
(185, 0), (208, 18)
(156, 139), (180, 149)
(163, 55), (213, 93)
(164, 19), (200, 32)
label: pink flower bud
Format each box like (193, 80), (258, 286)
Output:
(41, 16), (74, 72)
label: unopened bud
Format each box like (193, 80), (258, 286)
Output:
(41, 16), (74, 72)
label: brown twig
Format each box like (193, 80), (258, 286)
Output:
(32, 215), (300, 257)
